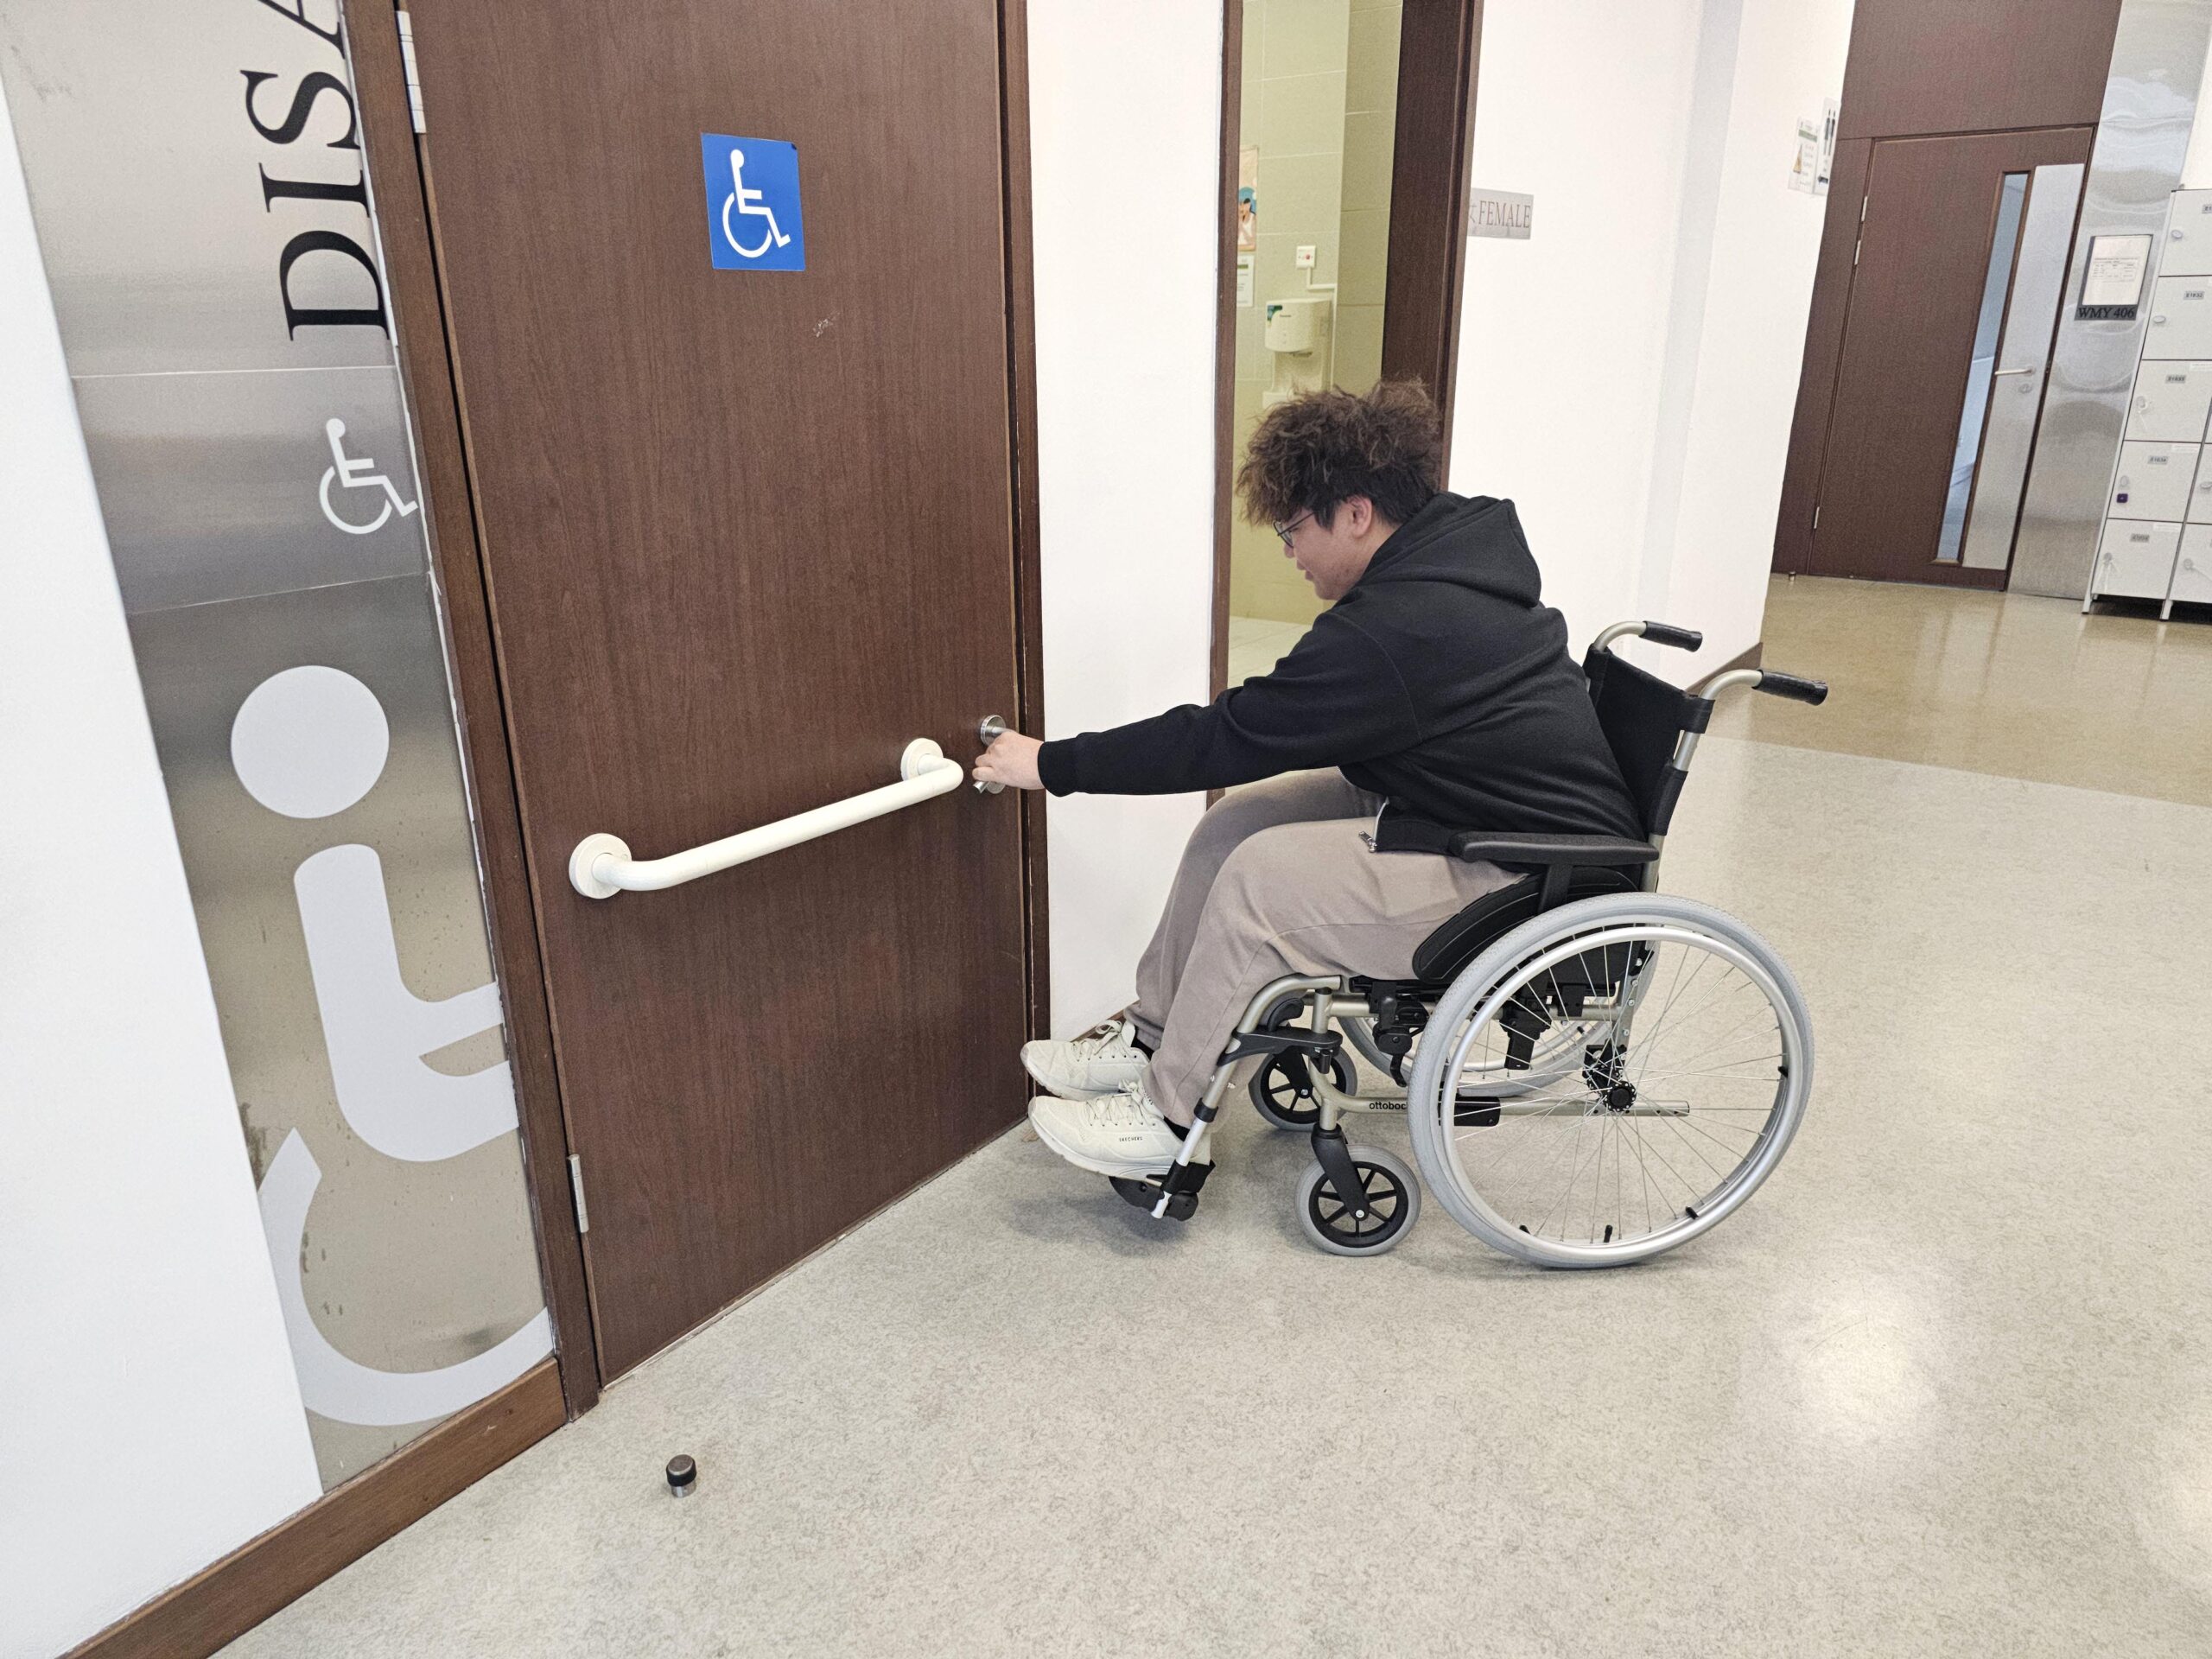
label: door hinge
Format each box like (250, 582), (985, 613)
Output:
(397, 10), (427, 133)
(1859, 194), (1869, 223)
(568, 1154), (589, 1234)
(1852, 238), (1860, 267)
(1812, 504), (1821, 531)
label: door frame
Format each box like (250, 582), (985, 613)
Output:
(1210, 0), (1484, 696)
(352, 0), (1049, 1408)
(346, 0), (596, 1419)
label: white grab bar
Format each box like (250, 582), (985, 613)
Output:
(567, 738), (963, 899)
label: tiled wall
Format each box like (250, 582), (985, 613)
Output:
(1337, 1), (1402, 394)
(1229, 0), (1403, 627)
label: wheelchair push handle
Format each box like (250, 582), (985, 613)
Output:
(1637, 620), (1704, 652)
(1590, 619), (1704, 654)
(1752, 669), (1827, 705)
(1692, 664), (1829, 707)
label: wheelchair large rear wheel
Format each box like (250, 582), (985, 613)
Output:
(1406, 893), (1811, 1268)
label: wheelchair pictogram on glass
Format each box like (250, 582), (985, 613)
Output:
(701, 132), (806, 272)
(318, 417), (419, 537)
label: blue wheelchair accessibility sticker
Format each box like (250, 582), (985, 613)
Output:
(701, 133), (805, 271)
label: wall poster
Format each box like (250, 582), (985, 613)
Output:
(1238, 144), (1259, 252)
(2078, 232), (2153, 321)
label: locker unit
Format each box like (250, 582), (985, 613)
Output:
(2090, 188), (2212, 616)
(2126, 360), (2212, 441)
(2142, 275), (2212, 359)
(2094, 520), (2181, 601)
(2190, 448), (2212, 522)
(2159, 193), (2212, 276)
(2175, 525), (2212, 604)
(2109, 441), (2197, 519)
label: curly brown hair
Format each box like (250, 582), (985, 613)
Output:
(1236, 379), (1444, 531)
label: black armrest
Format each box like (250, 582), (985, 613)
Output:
(1444, 832), (1658, 867)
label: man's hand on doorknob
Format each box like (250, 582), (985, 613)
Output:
(973, 728), (1044, 791)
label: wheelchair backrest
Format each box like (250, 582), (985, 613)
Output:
(1581, 644), (1712, 840)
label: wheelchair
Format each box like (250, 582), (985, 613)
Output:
(1109, 620), (1828, 1266)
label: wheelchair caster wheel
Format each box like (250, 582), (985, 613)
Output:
(1250, 1049), (1354, 1131)
(1296, 1143), (1419, 1255)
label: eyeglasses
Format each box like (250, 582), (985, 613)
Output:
(1273, 512), (1313, 547)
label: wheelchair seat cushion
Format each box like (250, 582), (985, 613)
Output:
(1409, 866), (1643, 984)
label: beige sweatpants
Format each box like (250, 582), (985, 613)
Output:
(1128, 770), (1516, 1124)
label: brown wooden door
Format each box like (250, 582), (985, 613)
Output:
(1802, 127), (2091, 584)
(402, 0), (1033, 1379)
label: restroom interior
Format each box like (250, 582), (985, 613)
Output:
(1227, 0), (1404, 644)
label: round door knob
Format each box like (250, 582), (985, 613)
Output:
(975, 715), (1008, 794)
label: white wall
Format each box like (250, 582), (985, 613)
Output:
(1452, 1), (1707, 659)
(1027, 0), (1223, 1033)
(0, 86), (321, 1659)
(1654, 0), (1856, 675)
(1451, 0), (1854, 677)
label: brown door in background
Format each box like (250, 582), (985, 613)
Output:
(1797, 127), (2091, 586)
(402, 0), (1033, 1379)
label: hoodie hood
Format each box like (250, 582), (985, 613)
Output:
(1350, 491), (1542, 610)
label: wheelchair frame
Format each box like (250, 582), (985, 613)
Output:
(1109, 620), (1828, 1254)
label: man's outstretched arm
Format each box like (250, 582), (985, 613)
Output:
(969, 615), (1418, 796)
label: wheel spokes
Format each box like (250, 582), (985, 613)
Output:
(1433, 923), (1796, 1252)
(1315, 1164), (1405, 1236)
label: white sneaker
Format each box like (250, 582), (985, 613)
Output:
(1028, 1082), (1187, 1177)
(1020, 1016), (1150, 1100)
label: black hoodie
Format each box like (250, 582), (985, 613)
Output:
(1036, 492), (1641, 840)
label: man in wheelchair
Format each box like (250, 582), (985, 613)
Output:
(971, 381), (1643, 1184)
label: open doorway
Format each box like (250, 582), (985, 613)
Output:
(1210, 0), (1483, 693)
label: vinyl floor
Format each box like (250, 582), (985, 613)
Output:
(224, 582), (2212, 1657)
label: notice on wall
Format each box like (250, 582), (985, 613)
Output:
(1468, 188), (1533, 239)
(1789, 118), (1821, 194)
(2078, 232), (2153, 320)
(1236, 252), (1255, 308)
(1817, 98), (1839, 194)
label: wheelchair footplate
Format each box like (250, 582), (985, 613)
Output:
(1109, 1158), (1213, 1221)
